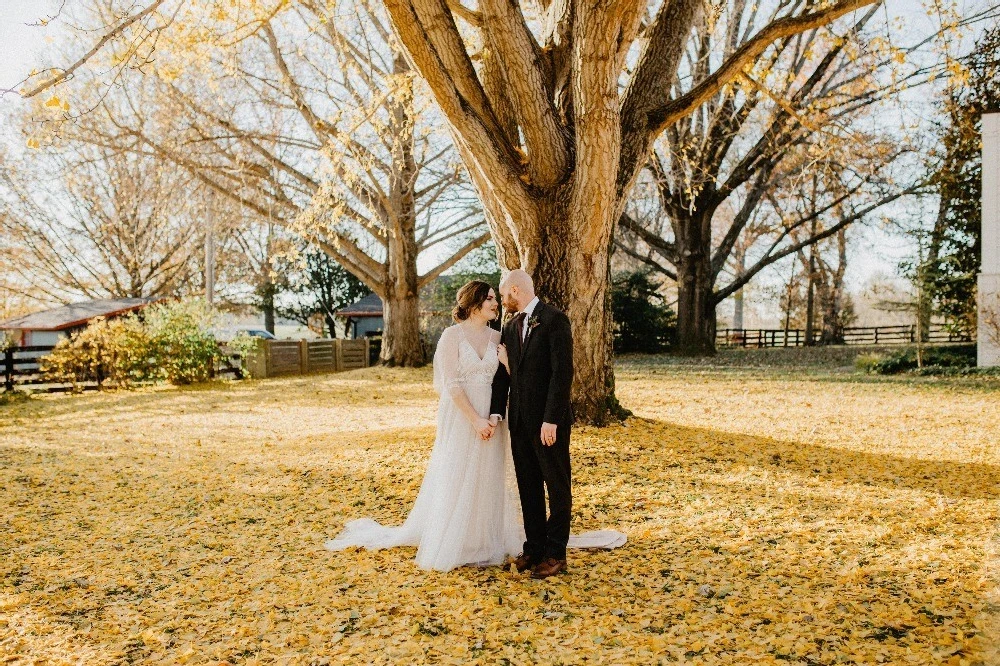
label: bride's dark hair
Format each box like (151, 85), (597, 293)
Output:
(452, 280), (493, 323)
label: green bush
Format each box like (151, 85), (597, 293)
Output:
(41, 298), (222, 388)
(142, 299), (221, 385)
(41, 315), (155, 389)
(855, 344), (977, 375)
(853, 353), (883, 373)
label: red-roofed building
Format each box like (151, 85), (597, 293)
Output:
(0, 298), (159, 347)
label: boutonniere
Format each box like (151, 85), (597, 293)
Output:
(526, 314), (542, 331)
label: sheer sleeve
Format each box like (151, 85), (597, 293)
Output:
(432, 326), (463, 396)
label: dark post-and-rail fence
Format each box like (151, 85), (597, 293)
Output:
(717, 324), (972, 349)
(2, 338), (371, 394)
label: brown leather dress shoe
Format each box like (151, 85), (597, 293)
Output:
(511, 553), (537, 573)
(531, 557), (567, 579)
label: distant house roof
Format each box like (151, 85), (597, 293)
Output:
(335, 292), (384, 318)
(0, 298), (159, 332)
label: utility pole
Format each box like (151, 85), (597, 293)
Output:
(205, 192), (216, 306)
(733, 246), (745, 330)
(805, 219), (817, 346)
(804, 175), (818, 346)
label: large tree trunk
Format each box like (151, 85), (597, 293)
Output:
(674, 212), (717, 355)
(676, 271), (717, 355)
(568, 248), (621, 424)
(378, 53), (425, 367)
(381, 289), (422, 365)
(502, 196), (626, 425)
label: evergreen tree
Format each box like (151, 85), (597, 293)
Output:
(928, 24), (1000, 334)
(611, 271), (676, 354)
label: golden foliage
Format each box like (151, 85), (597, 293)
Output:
(1, 366), (999, 664)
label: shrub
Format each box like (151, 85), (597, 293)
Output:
(0, 389), (29, 406)
(142, 299), (221, 385)
(41, 298), (222, 388)
(41, 316), (155, 389)
(853, 353), (883, 373)
(227, 331), (261, 375)
(855, 344), (977, 375)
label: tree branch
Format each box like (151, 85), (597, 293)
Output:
(479, 0), (568, 185)
(714, 187), (915, 303)
(417, 231), (491, 287)
(648, 0), (878, 136)
(18, 0), (167, 98)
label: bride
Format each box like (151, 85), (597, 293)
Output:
(325, 280), (624, 572)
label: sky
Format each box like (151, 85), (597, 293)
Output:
(0, 1), (66, 92)
(0, 0), (994, 325)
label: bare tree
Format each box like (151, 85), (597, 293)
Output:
(23, 0), (487, 365)
(371, 0), (882, 419)
(615, 3), (925, 353)
(809, 229), (853, 344)
(0, 140), (202, 303)
(19, 0), (884, 420)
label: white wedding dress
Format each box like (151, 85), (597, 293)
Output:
(324, 324), (626, 571)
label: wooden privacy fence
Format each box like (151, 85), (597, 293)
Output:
(245, 338), (370, 379)
(717, 324), (972, 349)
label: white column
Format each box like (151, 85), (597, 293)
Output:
(979, 113), (1000, 367)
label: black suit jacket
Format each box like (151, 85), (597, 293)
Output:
(490, 301), (574, 433)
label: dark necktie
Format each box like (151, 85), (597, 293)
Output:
(514, 312), (527, 342)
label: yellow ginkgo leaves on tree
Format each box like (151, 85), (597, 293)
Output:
(43, 96), (70, 112)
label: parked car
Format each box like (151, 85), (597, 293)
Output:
(211, 327), (277, 342)
(238, 328), (276, 340)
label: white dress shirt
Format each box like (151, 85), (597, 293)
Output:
(519, 297), (539, 342)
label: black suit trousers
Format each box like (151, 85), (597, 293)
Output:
(510, 420), (572, 561)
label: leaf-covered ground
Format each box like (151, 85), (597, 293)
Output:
(1, 363), (999, 664)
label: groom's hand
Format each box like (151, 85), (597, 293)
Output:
(540, 422), (557, 446)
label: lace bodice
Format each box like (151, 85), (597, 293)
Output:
(433, 325), (500, 394)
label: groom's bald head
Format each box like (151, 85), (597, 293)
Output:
(499, 269), (535, 312)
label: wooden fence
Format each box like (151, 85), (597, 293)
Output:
(244, 338), (370, 379)
(2, 338), (370, 393)
(717, 324), (972, 349)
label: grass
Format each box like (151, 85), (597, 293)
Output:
(1, 361), (999, 664)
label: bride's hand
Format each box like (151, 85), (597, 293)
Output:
(496, 343), (509, 369)
(475, 417), (494, 440)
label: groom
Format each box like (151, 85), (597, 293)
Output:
(489, 269), (574, 579)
